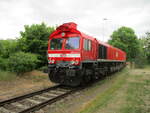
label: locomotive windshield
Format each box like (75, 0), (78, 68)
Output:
(65, 37), (80, 49)
(50, 37), (80, 50)
(50, 38), (63, 50)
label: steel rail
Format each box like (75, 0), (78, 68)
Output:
(19, 88), (79, 113)
(0, 85), (61, 106)
(0, 80), (99, 113)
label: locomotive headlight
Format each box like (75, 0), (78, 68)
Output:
(48, 59), (55, 64)
(51, 59), (55, 63)
(48, 60), (50, 63)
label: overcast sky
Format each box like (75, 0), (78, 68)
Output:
(0, 0), (150, 41)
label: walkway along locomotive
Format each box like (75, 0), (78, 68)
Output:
(47, 22), (126, 86)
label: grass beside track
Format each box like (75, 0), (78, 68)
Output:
(79, 67), (150, 113)
(0, 70), (47, 81)
(0, 71), (16, 81)
(79, 68), (129, 113)
(120, 68), (150, 113)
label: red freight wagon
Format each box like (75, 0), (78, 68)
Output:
(47, 22), (126, 86)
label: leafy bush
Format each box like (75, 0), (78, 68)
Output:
(0, 39), (20, 71)
(147, 54), (150, 64)
(0, 57), (8, 70)
(134, 54), (147, 68)
(8, 52), (39, 75)
(0, 39), (20, 58)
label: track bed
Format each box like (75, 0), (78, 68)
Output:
(0, 85), (78, 113)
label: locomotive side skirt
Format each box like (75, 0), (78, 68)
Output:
(81, 59), (126, 79)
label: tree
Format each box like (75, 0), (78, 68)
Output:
(134, 38), (147, 68)
(18, 23), (55, 66)
(108, 26), (140, 62)
(142, 32), (150, 63)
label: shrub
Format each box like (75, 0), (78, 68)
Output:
(0, 57), (8, 70)
(8, 52), (39, 75)
(134, 54), (147, 68)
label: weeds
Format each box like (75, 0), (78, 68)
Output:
(120, 71), (150, 113)
(79, 67), (150, 113)
(0, 71), (16, 81)
(79, 69), (129, 113)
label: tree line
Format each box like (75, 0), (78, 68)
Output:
(0, 23), (149, 75)
(0, 23), (55, 75)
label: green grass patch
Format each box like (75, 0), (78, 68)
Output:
(144, 65), (150, 70)
(0, 71), (16, 81)
(120, 76), (150, 113)
(79, 69), (129, 113)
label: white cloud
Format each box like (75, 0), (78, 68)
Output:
(0, 0), (150, 41)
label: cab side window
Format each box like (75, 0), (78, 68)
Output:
(84, 39), (91, 51)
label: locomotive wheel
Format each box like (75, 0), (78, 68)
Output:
(48, 69), (57, 82)
(81, 69), (92, 85)
(48, 69), (65, 84)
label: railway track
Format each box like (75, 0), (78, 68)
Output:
(0, 85), (79, 113)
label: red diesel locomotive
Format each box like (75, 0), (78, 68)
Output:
(47, 22), (126, 86)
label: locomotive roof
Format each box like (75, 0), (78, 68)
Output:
(80, 32), (97, 41)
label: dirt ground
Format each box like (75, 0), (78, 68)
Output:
(0, 70), (54, 101)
